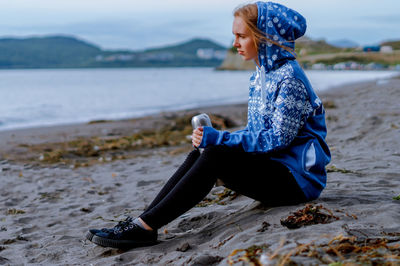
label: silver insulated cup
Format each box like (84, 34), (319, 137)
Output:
(191, 113), (212, 129)
(191, 113), (212, 152)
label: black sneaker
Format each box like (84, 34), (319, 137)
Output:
(85, 228), (104, 242)
(86, 217), (158, 249)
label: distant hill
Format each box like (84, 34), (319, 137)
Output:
(94, 38), (227, 68)
(0, 36), (101, 68)
(327, 39), (359, 48)
(295, 36), (353, 55)
(381, 40), (400, 50)
(0, 36), (227, 69)
(219, 36), (354, 70)
(145, 38), (225, 54)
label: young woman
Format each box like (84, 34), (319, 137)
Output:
(86, 1), (331, 249)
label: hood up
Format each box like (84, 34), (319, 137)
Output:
(256, 1), (306, 72)
(253, 2), (321, 109)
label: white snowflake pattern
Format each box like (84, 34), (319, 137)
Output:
(247, 63), (318, 148)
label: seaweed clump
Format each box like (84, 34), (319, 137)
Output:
(279, 234), (400, 265)
(16, 113), (237, 166)
(227, 244), (269, 265)
(326, 165), (361, 175)
(280, 204), (339, 229)
(196, 188), (238, 207)
(227, 234), (400, 265)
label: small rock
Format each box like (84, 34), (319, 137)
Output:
(257, 221), (271, 232)
(176, 242), (191, 252)
(80, 207), (92, 213)
(189, 254), (223, 265)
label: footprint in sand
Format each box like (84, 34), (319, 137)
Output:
(177, 212), (218, 232)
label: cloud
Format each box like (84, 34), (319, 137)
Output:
(1, 0), (399, 50)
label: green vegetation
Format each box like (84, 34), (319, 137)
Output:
(0, 36), (101, 68)
(326, 165), (361, 175)
(295, 37), (400, 67)
(144, 38), (225, 55)
(0, 36), (226, 69)
(302, 52), (400, 67)
(381, 40), (400, 50)
(295, 37), (350, 55)
(1, 34), (399, 69)
(6, 208), (26, 215)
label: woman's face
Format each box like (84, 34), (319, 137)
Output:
(232, 16), (258, 62)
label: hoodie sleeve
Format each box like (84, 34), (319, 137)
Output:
(199, 78), (313, 153)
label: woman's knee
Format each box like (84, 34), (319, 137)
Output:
(202, 145), (240, 157)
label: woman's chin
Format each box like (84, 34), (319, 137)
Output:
(240, 55), (256, 62)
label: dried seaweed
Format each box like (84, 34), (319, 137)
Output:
(13, 113), (236, 166)
(257, 221), (271, 232)
(227, 244), (268, 266)
(213, 235), (235, 249)
(280, 204), (339, 229)
(196, 188), (237, 207)
(6, 208), (25, 215)
(227, 234), (400, 265)
(293, 234), (400, 265)
(326, 165), (361, 175)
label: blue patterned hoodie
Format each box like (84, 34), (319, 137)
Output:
(199, 1), (331, 200)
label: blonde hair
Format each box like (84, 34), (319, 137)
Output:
(233, 3), (295, 55)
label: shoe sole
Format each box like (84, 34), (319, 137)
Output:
(86, 231), (95, 241)
(91, 235), (158, 249)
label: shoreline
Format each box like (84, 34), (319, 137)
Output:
(0, 77), (399, 265)
(0, 69), (398, 135)
(1, 72), (398, 138)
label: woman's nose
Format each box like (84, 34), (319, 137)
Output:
(233, 38), (239, 47)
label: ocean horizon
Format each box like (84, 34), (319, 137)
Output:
(0, 67), (397, 132)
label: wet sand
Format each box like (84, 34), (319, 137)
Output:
(0, 76), (399, 265)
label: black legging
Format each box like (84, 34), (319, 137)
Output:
(139, 145), (306, 230)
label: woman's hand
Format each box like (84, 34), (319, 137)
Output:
(192, 127), (204, 148)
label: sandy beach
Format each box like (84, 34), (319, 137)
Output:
(0, 76), (399, 265)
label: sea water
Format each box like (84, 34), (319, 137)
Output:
(0, 67), (397, 131)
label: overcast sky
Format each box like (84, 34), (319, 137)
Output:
(1, 0), (399, 50)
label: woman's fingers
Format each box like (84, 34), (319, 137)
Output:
(192, 137), (201, 147)
(192, 128), (203, 138)
(192, 127), (203, 147)
(192, 135), (201, 146)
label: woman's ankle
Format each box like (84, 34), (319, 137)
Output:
(138, 217), (153, 231)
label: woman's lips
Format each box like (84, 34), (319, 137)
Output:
(238, 50), (244, 55)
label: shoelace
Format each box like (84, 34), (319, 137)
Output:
(113, 216), (137, 234)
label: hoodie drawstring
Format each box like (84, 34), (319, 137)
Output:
(260, 65), (267, 109)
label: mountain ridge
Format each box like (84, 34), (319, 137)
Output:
(0, 35), (227, 69)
